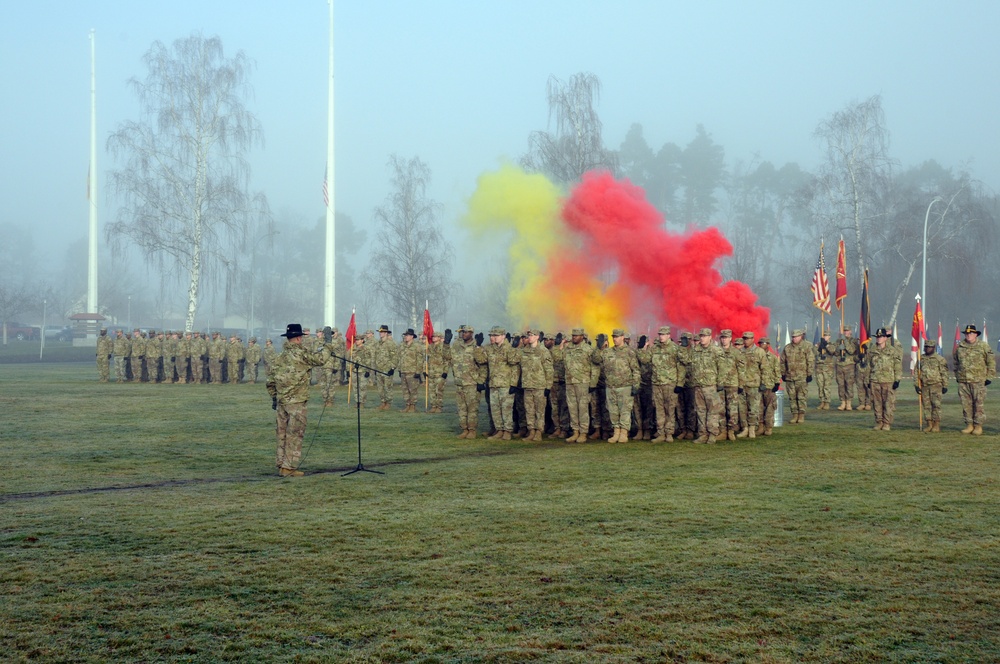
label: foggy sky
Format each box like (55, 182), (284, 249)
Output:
(3, 0), (999, 265)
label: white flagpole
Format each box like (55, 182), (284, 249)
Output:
(87, 29), (98, 335)
(323, 0), (336, 325)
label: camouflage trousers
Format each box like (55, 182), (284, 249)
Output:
(245, 362), (258, 384)
(548, 382), (569, 432)
(97, 354), (110, 382)
(514, 390), (526, 431)
(760, 390), (777, 431)
(115, 356), (128, 382)
(740, 388), (762, 428)
(523, 388), (547, 432)
(857, 373), (873, 407)
(376, 373), (394, 405)
(920, 383), (944, 422)
(275, 400), (308, 470)
(836, 364), (857, 403)
(191, 357), (204, 383)
(693, 386), (721, 436)
(455, 384), (481, 431)
(816, 364), (834, 403)
(321, 368), (338, 404)
(227, 360), (240, 384)
(401, 374), (421, 408)
(348, 371), (368, 406)
(147, 358), (161, 382)
(176, 357), (189, 383)
(430, 375), (446, 410)
(719, 386), (740, 433)
(632, 385), (652, 434)
(209, 358), (223, 383)
(872, 382), (896, 426)
(958, 381), (987, 426)
(489, 387), (515, 432)
(651, 384), (679, 437)
(163, 356), (175, 383)
(605, 386), (634, 430)
(566, 383), (591, 436)
(682, 387), (698, 434)
(786, 379), (809, 415)
(590, 388), (611, 435)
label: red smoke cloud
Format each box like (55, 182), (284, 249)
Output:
(561, 171), (770, 337)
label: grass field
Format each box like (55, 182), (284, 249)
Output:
(2, 364), (998, 662)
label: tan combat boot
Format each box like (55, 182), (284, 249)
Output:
(973, 425), (983, 435)
(735, 427), (750, 439)
(961, 423), (974, 434)
(488, 430), (503, 440)
(882, 424), (891, 431)
(932, 420), (940, 433)
(873, 423), (883, 430)
(845, 403), (853, 410)
(726, 430), (736, 441)
(279, 468), (304, 477)
(466, 429), (478, 439)
(565, 430), (578, 443)
(606, 429), (619, 443)
(619, 429), (630, 443)
(748, 426), (756, 439)
(575, 431), (589, 443)
(457, 429), (468, 439)
(706, 433), (717, 444)
(837, 402), (847, 411)
(533, 430), (543, 441)
(501, 431), (512, 441)
(763, 426), (773, 436)
(651, 433), (666, 443)
(695, 433), (709, 444)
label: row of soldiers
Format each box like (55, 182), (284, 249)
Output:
(95, 328), (278, 385)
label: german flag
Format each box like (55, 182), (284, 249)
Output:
(859, 269), (871, 359)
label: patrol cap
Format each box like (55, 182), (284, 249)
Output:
(378, 324), (391, 333)
(698, 328), (712, 337)
(875, 327), (889, 337)
(733, 338), (744, 346)
(923, 338), (937, 348)
(680, 331), (691, 339)
(963, 324), (981, 335)
(792, 328), (805, 337)
(489, 325), (506, 336)
(571, 328), (585, 336)
(658, 325), (671, 335)
(433, 330), (444, 338)
(822, 328), (831, 336)
(331, 327), (339, 334)
(742, 331), (755, 340)
(842, 325), (852, 332)
(364, 329), (374, 335)
(758, 336), (771, 344)
(249, 336), (257, 342)
(720, 329), (732, 338)
(528, 328), (541, 336)
(612, 328), (626, 337)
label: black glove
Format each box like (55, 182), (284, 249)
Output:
(596, 333), (607, 349)
(544, 388), (550, 397)
(323, 326), (332, 343)
(679, 337), (689, 348)
(818, 338), (828, 351)
(444, 328), (453, 344)
(772, 383), (780, 393)
(415, 373), (422, 379)
(630, 387), (638, 397)
(859, 360), (867, 369)
(421, 372), (427, 378)
(759, 384), (768, 393)
(806, 375), (813, 383)
(914, 385), (921, 395)
(387, 369), (395, 377)
(987, 380), (993, 386)
(589, 386), (597, 393)
(716, 385), (723, 392)
(942, 387), (948, 394)
(892, 380), (900, 390)
(638, 335), (647, 349)
(476, 383), (486, 392)
(511, 336), (520, 348)
(505, 333), (512, 343)
(554, 332), (563, 345)
(364, 371), (370, 378)
(271, 396), (277, 410)
(737, 387), (744, 394)
(674, 386), (683, 394)
(508, 386), (517, 395)
(441, 373), (447, 379)
(475, 333), (484, 346)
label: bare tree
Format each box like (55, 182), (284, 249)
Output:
(364, 155), (454, 328)
(812, 95), (895, 280)
(106, 33), (271, 332)
(521, 72), (618, 185)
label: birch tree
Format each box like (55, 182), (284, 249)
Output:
(106, 34), (270, 332)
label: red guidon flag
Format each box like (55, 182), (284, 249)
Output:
(910, 297), (925, 371)
(345, 310), (357, 351)
(423, 306), (434, 342)
(835, 237), (847, 311)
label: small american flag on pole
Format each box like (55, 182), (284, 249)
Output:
(811, 242), (832, 314)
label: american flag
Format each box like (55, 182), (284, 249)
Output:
(811, 242), (832, 314)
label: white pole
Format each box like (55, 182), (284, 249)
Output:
(324, 0), (336, 325)
(921, 196), (942, 336)
(87, 29), (98, 329)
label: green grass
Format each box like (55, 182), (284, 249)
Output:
(0, 340), (94, 363)
(2, 364), (998, 662)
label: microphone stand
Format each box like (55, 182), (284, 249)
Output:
(328, 351), (386, 476)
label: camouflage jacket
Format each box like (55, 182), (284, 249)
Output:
(266, 342), (332, 404)
(637, 339), (683, 385)
(761, 350), (781, 388)
(227, 340), (245, 362)
(953, 339), (996, 382)
(245, 343), (262, 366)
(814, 339), (837, 371)
(263, 345), (277, 369)
(373, 337), (398, 372)
(688, 343), (722, 387)
(741, 345), (768, 388)
(449, 339), (486, 387)
(780, 341), (815, 381)
(549, 346), (566, 383)
(717, 345), (744, 388)
(427, 341), (450, 374)
(519, 344), (554, 389)
(323, 337), (346, 369)
(596, 344), (639, 389)
(351, 343), (373, 377)
(145, 337), (163, 360)
(113, 335), (131, 357)
(834, 337), (860, 366)
(868, 342), (902, 383)
(208, 337), (226, 359)
(916, 353), (948, 387)
(163, 337), (178, 359)
(177, 338), (192, 358)
(563, 341), (600, 386)
(132, 336), (146, 358)
(397, 341), (424, 375)
(484, 340), (521, 388)
(97, 334), (113, 357)
(193, 336), (209, 359)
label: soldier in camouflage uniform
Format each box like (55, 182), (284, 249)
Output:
(678, 332), (698, 439)
(594, 328), (640, 443)
(856, 351), (873, 410)
(396, 328), (424, 413)
(262, 338), (277, 379)
(373, 325), (398, 410)
(449, 325), (487, 438)
(245, 337), (262, 384)
(688, 328), (722, 443)
(953, 323), (995, 435)
(484, 326), (521, 440)
(176, 332), (192, 383)
(113, 329), (130, 383)
(737, 331), (768, 438)
(638, 325), (683, 443)
(426, 330), (450, 413)
(96, 328), (112, 382)
(915, 338), (949, 432)
(835, 325), (860, 410)
(227, 334), (244, 384)
(208, 332), (225, 384)
(868, 328), (902, 430)
(266, 323), (335, 477)
(194, 333), (209, 383)
(545, 334), (569, 437)
(349, 333), (372, 407)
(321, 327), (346, 406)
(146, 331), (163, 383)
(814, 328), (836, 410)
(716, 330), (744, 441)
(757, 337), (782, 435)
(132, 330), (147, 382)
(780, 328), (815, 423)
(561, 328), (600, 443)
(519, 329), (553, 441)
